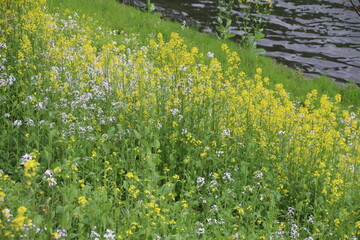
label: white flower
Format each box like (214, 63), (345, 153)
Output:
(222, 129), (231, 136)
(207, 52), (214, 58)
(109, 116), (116, 122)
(7, 75), (16, 86)
(210, 205), (218, 212)
(44, 170), (53, 177)
(307, 215), (314, 224)
(196, 228), (205, 235)
(197, 177), (205, 187)
(156, 122), (162, 130)
(254, 170), (263, 178)
(290, 224), (299, 238)
(181, 20), (186, 29)
(55, 229), (67, 239)
(181, 128), (188, 135)
(35, 102), (45, 110)
(216, 151), (224, 157)
(26, 118), (35, 126)
(47, 177), (57, 187)
(259, 194), (264, 201)
(170, 108), (180, 115)
(104, 229), (116, 239)
(222, 172), (234, 182)
(210, 180), (217, 187)
(21, 153), (33, 165)
(214, 219), (224, 225)
(244, 185), (253, 192)
(287, 207), (295, 216)
(90, 226), (100, 240)
(2, 208), (13, 220)
(152, 234), (161, 240)
(13, 120), (23, 126)
(199, 197), (207, 203)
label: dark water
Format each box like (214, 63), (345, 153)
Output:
(121, 0), (360, 84)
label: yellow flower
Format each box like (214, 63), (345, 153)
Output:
(71, 164), (78, 171)
(125, 229), (133, 236)
(24, 160), (39, 177)
(0, 191), (5, 202)
(279, 222), (285, 229)
(256, 68), (262, 75)
(52, 232), (60, 239)
(126, 172), (134, 178)
(335, 94), (341, 103)
(17, 206), (27, 215)
(12, 214), (26, 231)
(355, 221), (360, 228)
(2, 208), (11, 219)
(77, 196), (88, 206)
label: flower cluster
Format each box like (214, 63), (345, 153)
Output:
(0, 0), (358, 239)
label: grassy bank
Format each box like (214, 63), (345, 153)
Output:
(46, 0), (360, 108)
(0, 0), (359, 239)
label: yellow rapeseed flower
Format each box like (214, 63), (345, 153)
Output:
(126, 172), (134, 178)
(77, 196), (88, 207)
(0, 191), (5, 202)
(355, 221), (360, 228)
(52, 232), (60, 239)
(24, 160), (39, 178)
(17, 206), (27, 215)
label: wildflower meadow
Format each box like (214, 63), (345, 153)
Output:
(0, 0), (359, 239)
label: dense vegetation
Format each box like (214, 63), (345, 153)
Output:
(0, 0), (359, 239)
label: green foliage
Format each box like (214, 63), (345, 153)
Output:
(146, 0), (155, 13)
(236, 0), (272, 53)
(216, 0), (236, 40)
(0, 0), (359, 239)
(215, 0), (272, 54)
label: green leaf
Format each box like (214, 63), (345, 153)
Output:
(227, 33), (236, 39)
(154, 139), (160, 149)
(133, 129), (141, 139)
(252, 48), (266, 55)
(226, 19), (232, 27)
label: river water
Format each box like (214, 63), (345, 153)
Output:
(121, 0), (360, 84)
